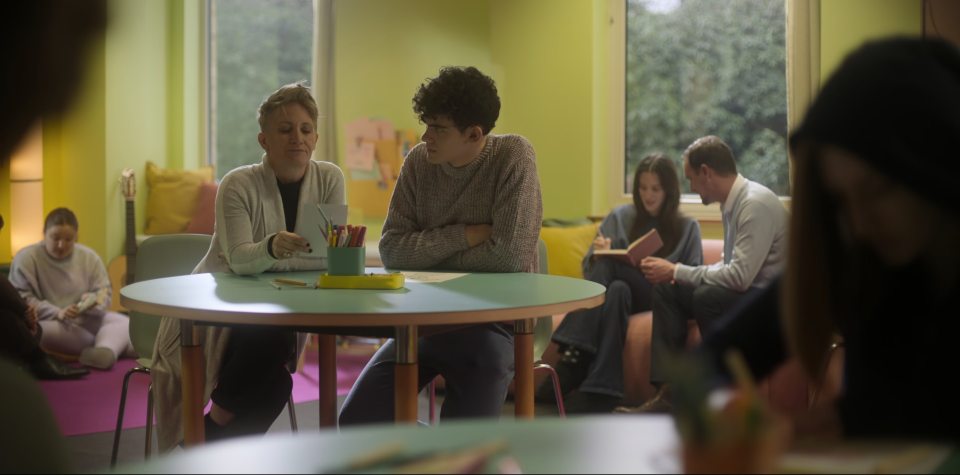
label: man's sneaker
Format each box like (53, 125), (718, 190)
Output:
(614, 385), (672, 414)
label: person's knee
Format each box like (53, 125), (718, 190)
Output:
(461, 347), (514, 384)
(652, 283), (677, 320)
(607, 280), (632, 305)
(691, 285), (736, 310)
(587, 258), (616, 279)
(653, 282), (673, 301)
(338, 396), (381, 427)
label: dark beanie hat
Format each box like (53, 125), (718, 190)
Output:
(790, 37), (960, 212)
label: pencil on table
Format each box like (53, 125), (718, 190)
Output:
(273, 278), (308, 287)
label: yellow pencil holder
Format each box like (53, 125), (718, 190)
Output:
(327, 247), (365, 276)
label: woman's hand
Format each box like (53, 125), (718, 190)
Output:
(272, 231), (312, 259)
(58, 305), (80, 321)
(593, 232), (612, 251)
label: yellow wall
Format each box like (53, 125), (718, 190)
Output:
(334, 0), (493, 229)
(489, 0), (598, 220)
(42, 40), (108, 261)
(335, 0), (605, 222)
(0, 0), (204, 265)
(103, 0), (172, 263)
(335, 0), (493, 137)
(820, 0), (923, 81)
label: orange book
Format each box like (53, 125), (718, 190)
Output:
(593, 228), (663, 267)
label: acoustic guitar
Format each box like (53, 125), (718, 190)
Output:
(107, 168), (136, 313)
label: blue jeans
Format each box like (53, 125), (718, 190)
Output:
(338, 323), (515, 425)
(551, 258), (653, 398)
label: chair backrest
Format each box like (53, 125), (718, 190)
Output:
(533, 239), (553, 359)
(129, 234), (212, 361)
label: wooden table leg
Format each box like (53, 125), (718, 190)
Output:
(317, 334), (338, 427)
(395, 325), (418, 424)
(514, 318), (535, 419)
(180, 321), (205, 446)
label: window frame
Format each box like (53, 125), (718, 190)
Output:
(608, 0), (799, 221)
(203, 0), (318, 178)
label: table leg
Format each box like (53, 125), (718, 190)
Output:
(395, 325), (418, 424)
(514, 318), (535, 419)
(180, 321), (205, 446)
(317, 334), (338, 427)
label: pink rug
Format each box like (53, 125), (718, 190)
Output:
(38, 347), (372, 436)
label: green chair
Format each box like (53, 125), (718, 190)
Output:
(0, 357), (71, 473)
(110, 234), (212, 466)
(427, 239), (565, 423)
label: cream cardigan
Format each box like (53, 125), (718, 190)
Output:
(152, 156), (345, 452)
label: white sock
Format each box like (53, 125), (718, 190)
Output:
(79, 347), (117, 370)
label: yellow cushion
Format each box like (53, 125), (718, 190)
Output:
(539, 223), (600, 279)
(144, 162), (214, 234)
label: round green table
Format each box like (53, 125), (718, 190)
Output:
(121, 269), (606, 445)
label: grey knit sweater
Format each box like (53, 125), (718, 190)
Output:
(379, 134), (542, 273)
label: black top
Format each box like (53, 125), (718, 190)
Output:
(0, 275), (41, 363)
(277, 178), (303, 233)
(698, 271), (960, 441)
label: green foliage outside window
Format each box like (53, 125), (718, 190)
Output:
(211, 0), (313, 179)
(625, 0), (788, 195)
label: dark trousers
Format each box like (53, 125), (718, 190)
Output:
(551, 258), (653, 398)
(209, 326), (296, 437)
(649, 282), (761, 385)
(338, 323), (515, 425)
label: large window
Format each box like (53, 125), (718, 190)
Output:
(208, 0), (314, 179)
(624, 0), (788, 196)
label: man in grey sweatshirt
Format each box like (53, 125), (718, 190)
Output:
(339, 66), (543, 424)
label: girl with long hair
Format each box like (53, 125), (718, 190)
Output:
(540, 153), (703, 413)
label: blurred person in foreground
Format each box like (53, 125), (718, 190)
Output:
(696, 36), (960, 440)
(0, 1), (107, 472)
